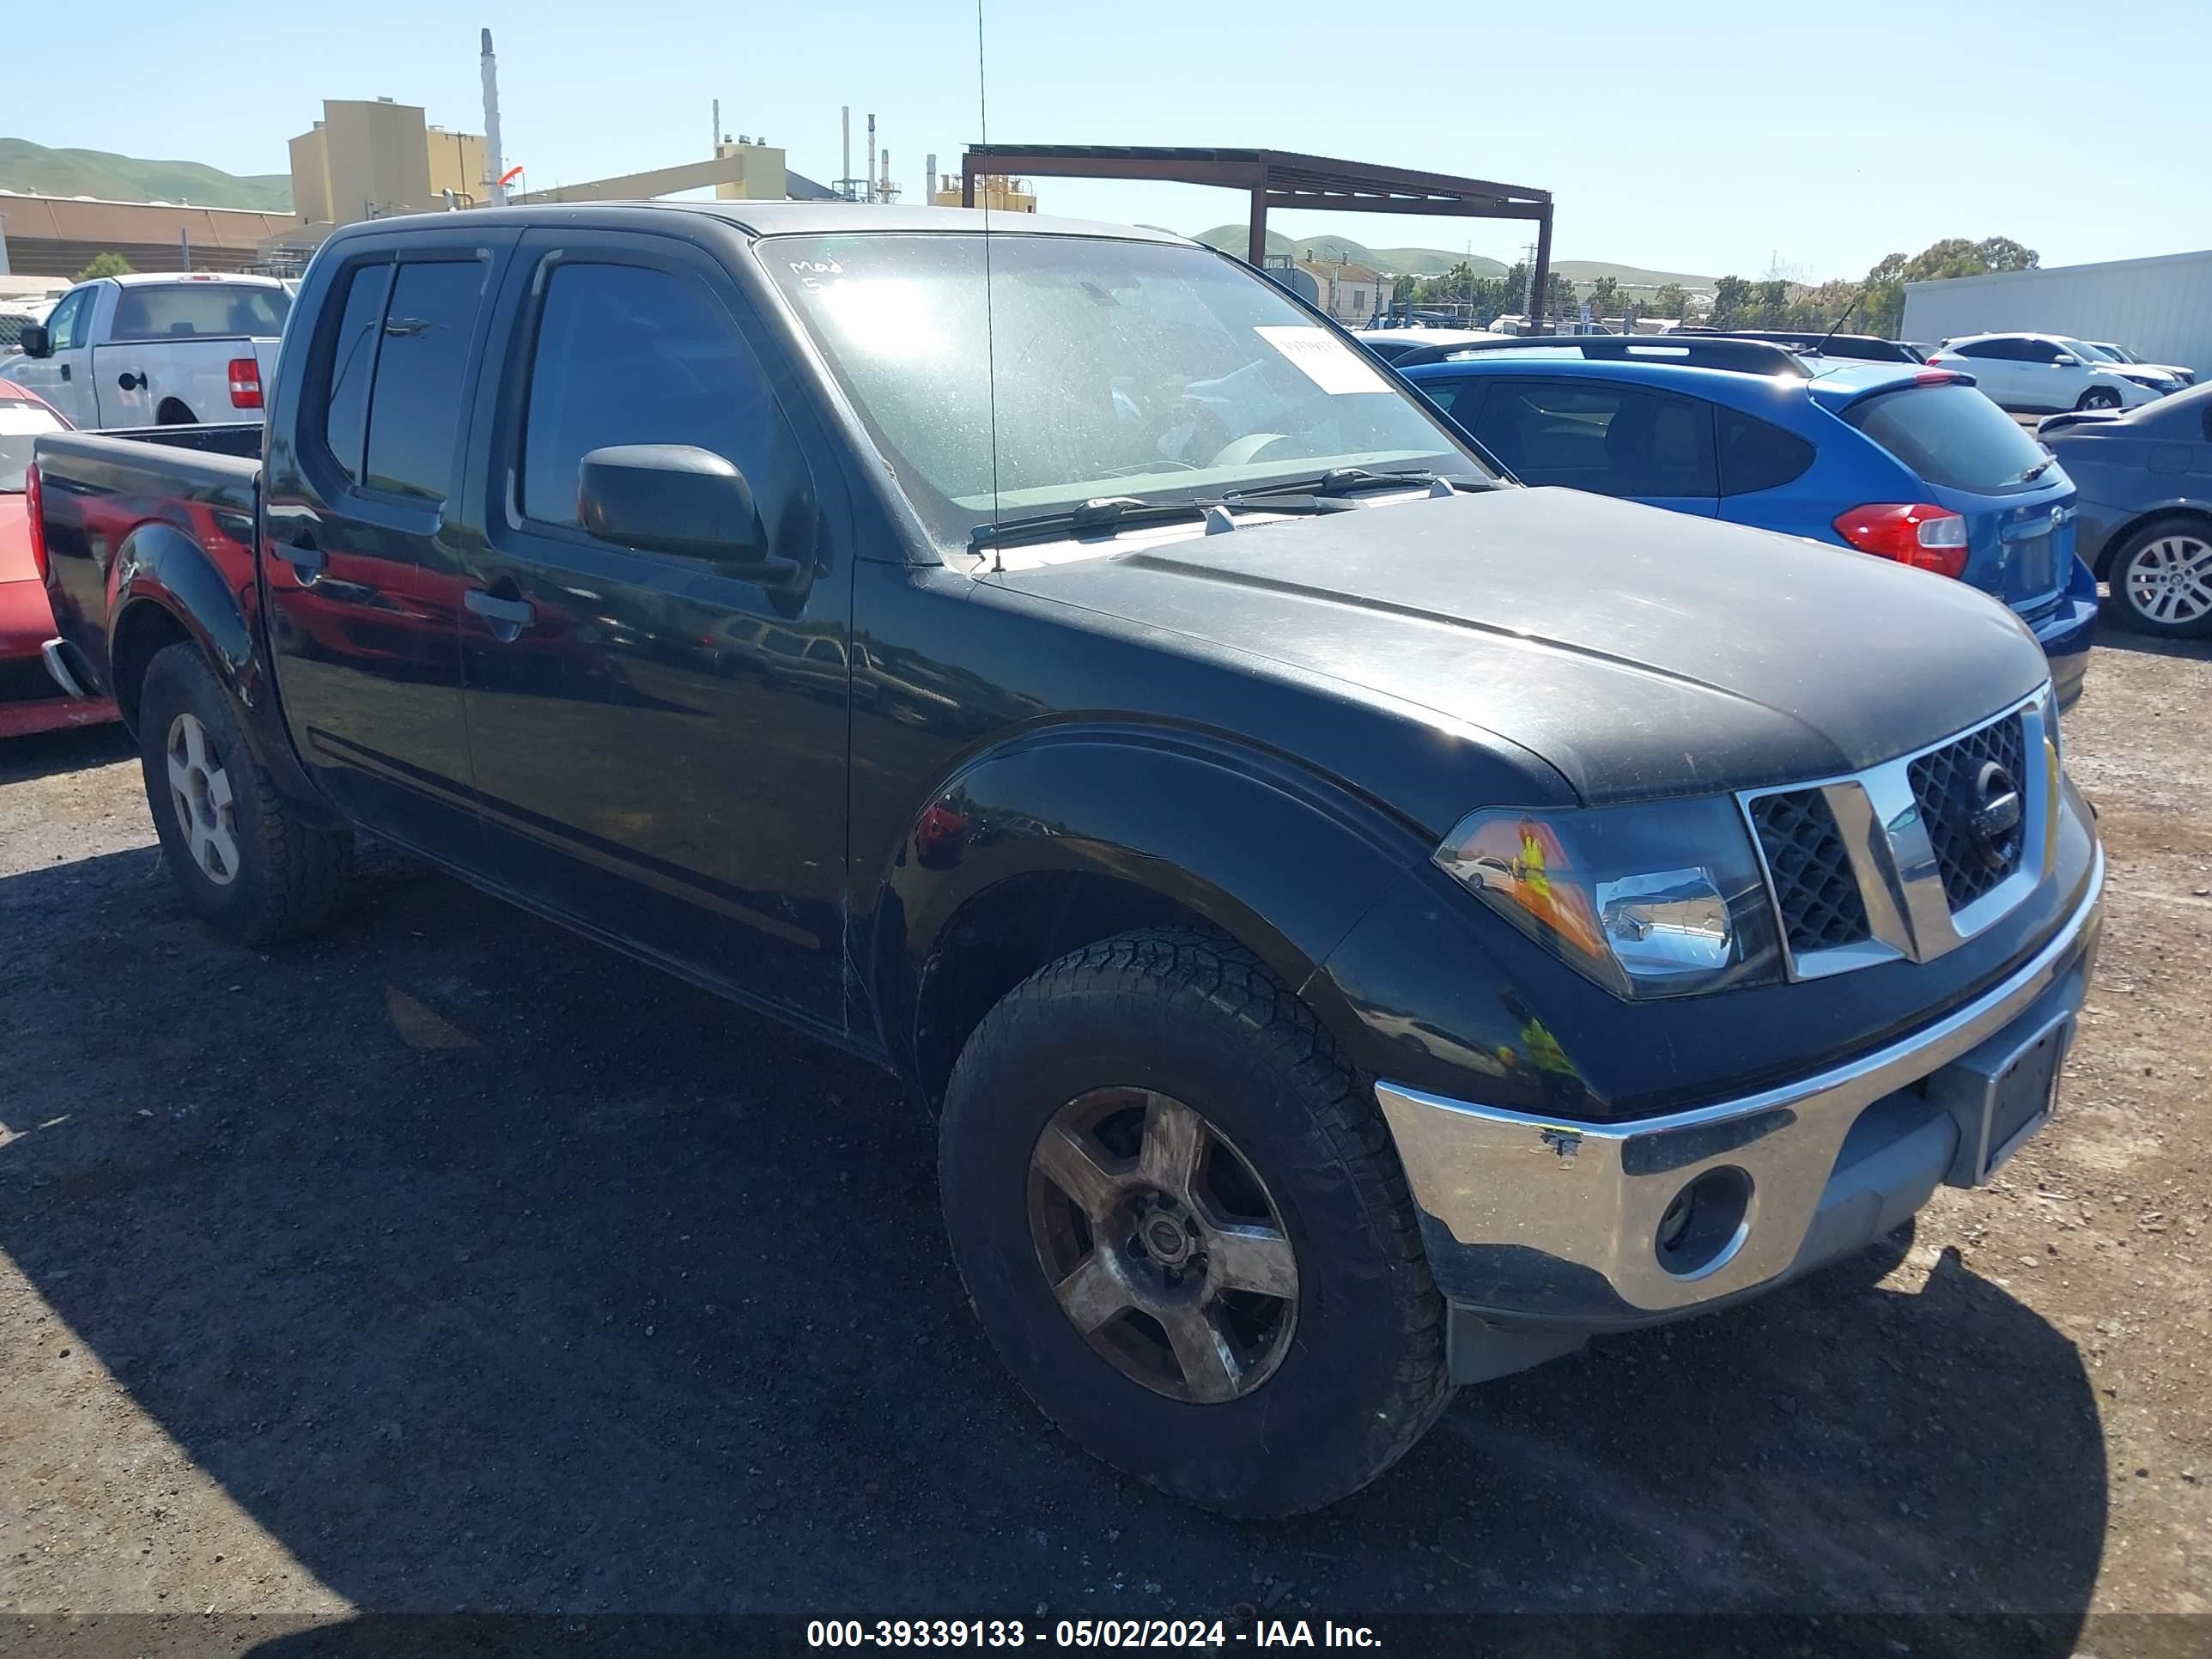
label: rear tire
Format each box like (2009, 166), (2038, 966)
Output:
(138, 643), (353, 945)
(939, 927), (1452, 1516)
(2106, 516), (2212, 638)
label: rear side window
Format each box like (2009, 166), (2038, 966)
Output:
(1843, 383), (2051, 494)
(362, 259), (489, 502)
(1718, 410), (1814, 495)
(322, 263), (393, 485)
(1473, 380), (1717, 498)
(1414, 376), (1486, 422)
(111, 284), (290, 342)
(518, 259), (799, 534)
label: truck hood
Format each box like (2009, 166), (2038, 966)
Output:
(992, 487), (2051, 805)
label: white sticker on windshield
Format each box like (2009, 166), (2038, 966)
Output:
(1254, 325), (1392, 395)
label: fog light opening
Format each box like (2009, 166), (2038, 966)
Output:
(1656, 1166), (1753, 1279)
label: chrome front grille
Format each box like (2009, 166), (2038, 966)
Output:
(1747, 789), (1872, 955)
(1740, 690), (2055, 980)
(1907, 714), (2028, 910)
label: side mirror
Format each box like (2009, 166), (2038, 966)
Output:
(16, 324), (52, 359)
(576, 444), (795, 582)
(2052, 354), (2079, 368)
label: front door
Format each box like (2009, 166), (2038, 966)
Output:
(260, 232), (520, 860)
(453, 229), (850, 1024)
(14, 287), (94, 427)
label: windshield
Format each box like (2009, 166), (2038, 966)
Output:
(763, 233), (1493, 547)
(0, 402), (64, 493)
(110, 283), (291, 343)
(1842, 382), (2055, 494)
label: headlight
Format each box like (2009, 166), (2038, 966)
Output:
(1434, 798), (1783, 999)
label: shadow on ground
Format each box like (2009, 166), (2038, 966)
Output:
(0, 842), (2108, 1638)
(0, 721), (135, 785)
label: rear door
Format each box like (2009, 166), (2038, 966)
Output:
(1467, 376), (1718, 516)
(12, 286), (94, 428)
(452, 228), (850, 1023)
(1946, 339), (2023, 407)
(260, 231), (521, 860)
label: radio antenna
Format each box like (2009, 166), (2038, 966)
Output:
(976, 0), (1002, 569)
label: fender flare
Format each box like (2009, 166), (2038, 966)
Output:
(868, 721), (1431, 1088)
(106, 520), (336, 825)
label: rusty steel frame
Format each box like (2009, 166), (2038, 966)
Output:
(960, 144), (1556, 328)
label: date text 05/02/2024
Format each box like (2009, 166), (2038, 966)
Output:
(805, 1618), (1384, 1649)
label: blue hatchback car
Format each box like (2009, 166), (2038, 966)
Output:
(1397, 338), (2100, 708)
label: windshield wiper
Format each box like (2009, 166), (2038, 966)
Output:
(1228, 467), (1485, 502)
(969, 492), (1346, 553)
(2019, 456), (2057, 483)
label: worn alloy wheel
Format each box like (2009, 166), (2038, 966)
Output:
(2118, 530), (2212, 632)
(1029, 1087), (1299, 1405)
(2076, 386), (2123, 411)
(166, 711), (240, 886)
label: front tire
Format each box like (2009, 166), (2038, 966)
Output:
(2075, 386), (2123, 411)
(939, 927), (1451, 1516)
(2107, 516), (2212, 637)
(138, 643), (354, 945)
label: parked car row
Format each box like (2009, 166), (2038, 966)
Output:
(0, 378), (118, 735)
(22, 204), (2104, 1516)
(1928, 333), (2185, 412)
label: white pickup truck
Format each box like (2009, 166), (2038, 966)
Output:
(1, 272), (289, 429)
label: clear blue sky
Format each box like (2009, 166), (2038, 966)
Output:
(12, 0), (2201, 280)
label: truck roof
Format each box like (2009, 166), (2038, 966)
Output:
(325, 200), (1194, 246)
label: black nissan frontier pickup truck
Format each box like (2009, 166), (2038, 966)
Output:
(31, 203), (2104, 1516)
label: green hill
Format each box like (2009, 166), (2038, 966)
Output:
(0, 138), (291, 211)
(1192, 226), (1506, 278)
(1191, 224), (1710, 289)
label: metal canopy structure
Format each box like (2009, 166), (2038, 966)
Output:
(961, 144), (1556, 327)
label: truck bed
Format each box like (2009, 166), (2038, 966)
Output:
(33, 424), (264, 707)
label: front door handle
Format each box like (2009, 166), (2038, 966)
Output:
(59, 363), (71, 382)
(465, 588), (536, 629)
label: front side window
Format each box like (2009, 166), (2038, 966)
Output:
(0, 400), (66, 493)
(520, 259), (795, 532)
(2017, 338), (2062, 365)
(1471, 379), (1716, 498)
(362, 259), (489, 502)
(44, 290), (91, 351)
(763, 233), (1491, 547)
(110, 283), (291, 342)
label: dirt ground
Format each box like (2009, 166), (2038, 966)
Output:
(2, 624), (2208, 1652)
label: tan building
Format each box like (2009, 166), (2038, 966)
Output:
(290, 98), (490, 227)
(931, 174), (1037, 213)
(0, 193), (298, 278)
(1295, 259), (1394, 325)
(712, 139), (787, 202)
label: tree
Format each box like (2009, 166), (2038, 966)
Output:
(76, 252), (133, 281)
(1709, 275), (1755, 329)
(1651, 283), (1688, 319)
(1860, 235), (2038, 336)
(1586, 276), (1620, 319)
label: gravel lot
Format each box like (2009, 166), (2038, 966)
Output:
(2, 625), (2208, 1652)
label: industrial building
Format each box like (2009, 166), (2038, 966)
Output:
(0, 193), (298, 279)
(1903, 249), (2212, 377)
(289, 97), (489, 224)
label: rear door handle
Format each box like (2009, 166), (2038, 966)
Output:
(274, 529), (325, 575)
(465, 588), (536, 629)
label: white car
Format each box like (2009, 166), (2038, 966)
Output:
(4, 272), (289, 430)
(2078, 340), (2196, 388)
(1927, 332), (2167, 414)
(1353, 326), (1508, 364)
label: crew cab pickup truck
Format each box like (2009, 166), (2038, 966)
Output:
(32, 204), (2105, 1517)
(4, 272), (289, 431)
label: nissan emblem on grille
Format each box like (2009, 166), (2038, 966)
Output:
(1969, 762), (2024, 872)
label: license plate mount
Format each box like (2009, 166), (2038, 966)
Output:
(1928, 1009), (2074, 1188)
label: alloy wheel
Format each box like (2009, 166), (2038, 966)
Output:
(1027, 1088), (1299, 1404)
(166, 712), (240, 886)
(2123, 534), (2212, 627)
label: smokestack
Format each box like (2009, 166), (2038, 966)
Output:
(882, 149), (891, 203)
(866, 113), (877, 201)
(841, 106), (851, 200)
(926, 153), (937, 204)
(480, 28), (507, 207)
(713, 99), (720, 153)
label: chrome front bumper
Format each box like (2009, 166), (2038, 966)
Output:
(1376, 848), (2103, 1324)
